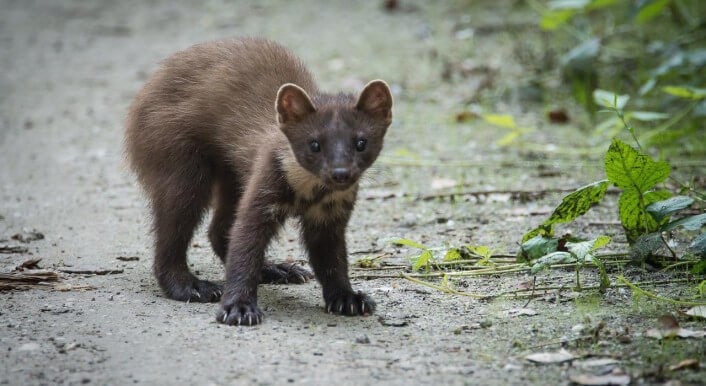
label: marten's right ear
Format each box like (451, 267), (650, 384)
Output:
(276, 83), (316, 125)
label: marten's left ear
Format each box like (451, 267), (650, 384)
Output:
(356, 80), (393, 125)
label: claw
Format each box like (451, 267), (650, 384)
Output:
(338, 303), (343, 313)
(222, 312), (227, 323)
(296, 274), (305, 283)
(361, 302), (366, 314)
(326, 304), (331, 314)
(236, 316), (241, 325)
(247, 314), (252, 326)
(350, 304), (354, 315)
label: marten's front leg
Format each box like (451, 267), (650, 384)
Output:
(216, 181), (284, 326)
(301, 215), (375, 316)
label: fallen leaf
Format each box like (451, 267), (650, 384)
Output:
(569, 374), (630, 385)
(645, 327), (706, 339)
(645, 313), (706, 339)
(658, 313), (680, 330)
(668, 358), (699, 371)
(0, 244), (29, 254)
(548, 109), (570, 124)
(455, 111), (479, 122)
(525, 349), (576, 364)
(685, 306), (706, 319)
(516, 280), (533, 290)
(116, 256), (139, 261)
(577, 359), (619, 369)
(11, 229), (44, 243)
(58, 268), (123, 275)
(508, 308), (538, 316)
(431, 177), (458, 190)
(15, 258), (42, 271)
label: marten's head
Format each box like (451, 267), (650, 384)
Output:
(276, 80), (393, 191)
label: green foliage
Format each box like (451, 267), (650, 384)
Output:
(522, 180), (610, 242)
(690, 232), (706, 259)
(604, 139), (671, 193)
(618, 190), (672, 242)
(519, 235), (611, 290)
(533, 0), (706, 150)
(646, 195), (694, 223)
(604, 138), (674, 242)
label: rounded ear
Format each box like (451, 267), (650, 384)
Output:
(356, 80), (393, 124)
(276, 83), (316, 124)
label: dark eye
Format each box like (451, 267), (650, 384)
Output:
(310, 140), (321, 153)
(355, 139), (367, 152)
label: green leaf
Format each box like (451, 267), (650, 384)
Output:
(586, 0), (620, 9)
(518, 235), (561, 262)
(387, 238), (427, 250)
(522, 225), (552, 243)
(619, 190), (672, 243)
(443, 248), (462, 262)
(412, 250), (433, 271)
(530, 252), (575, 274)
(540, 9), (576, 30)
(662, 213), (706, 231)
(635, 0), (670, 24)
(690, 232), (706, 258)
(592, 257), (610, 291)
(497, 131), (521, 147)
(692, 259), (706, 274)
(593, 89), (629, 110)
(523, 181), (609, 242)
(631, 232), (665, 260)
(604, 139), (671, 193)
(483, 114), (516, 129)
(469, 246), (493, 258)
(630, 111), (670, 121)
(646, 196), (694, 223)
(639, 78), (657, 96)
(566, 236), (610, 262)
(662, 86), (706, 99)
(545, 180), (611, 226)
(561, 38), (601, 70)
(548, 0), (590, 9)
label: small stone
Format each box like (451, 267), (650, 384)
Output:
(480, 319), (493, 328)
(355, 335), (370, 344)
(571, 323), (585, 333)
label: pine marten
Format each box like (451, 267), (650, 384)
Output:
(125, 38), (392, 326)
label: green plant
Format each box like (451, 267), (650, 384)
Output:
(519, 92), (705, 283)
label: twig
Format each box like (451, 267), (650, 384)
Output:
(660, 232), (678, 260)
(365, 187), (620, 201)
(616, 276), (706, 306)
(522, 276), (537, 308)
(400, 274), (488, 298)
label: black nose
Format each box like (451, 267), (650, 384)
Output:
(331, 168), (350, 183)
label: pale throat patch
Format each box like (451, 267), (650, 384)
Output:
(278, 149), (357, 223)
(279, 150), (324, 200)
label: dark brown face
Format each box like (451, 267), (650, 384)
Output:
(276, 81), (393, 190)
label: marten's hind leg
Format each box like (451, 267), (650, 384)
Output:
(150, 160), (222, 303)
(208, 170), (241, 263)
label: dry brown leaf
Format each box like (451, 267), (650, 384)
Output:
(668, 358), (699, 371)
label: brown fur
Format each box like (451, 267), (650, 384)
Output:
(124, 37), (392, 326)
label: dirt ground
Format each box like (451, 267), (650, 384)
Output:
(1, 1), (704, 385)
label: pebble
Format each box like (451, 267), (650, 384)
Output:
(355, 335), (370, 344)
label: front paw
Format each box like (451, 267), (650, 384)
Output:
(324, 291), (375, 316)
(216, 297), (264, 326)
